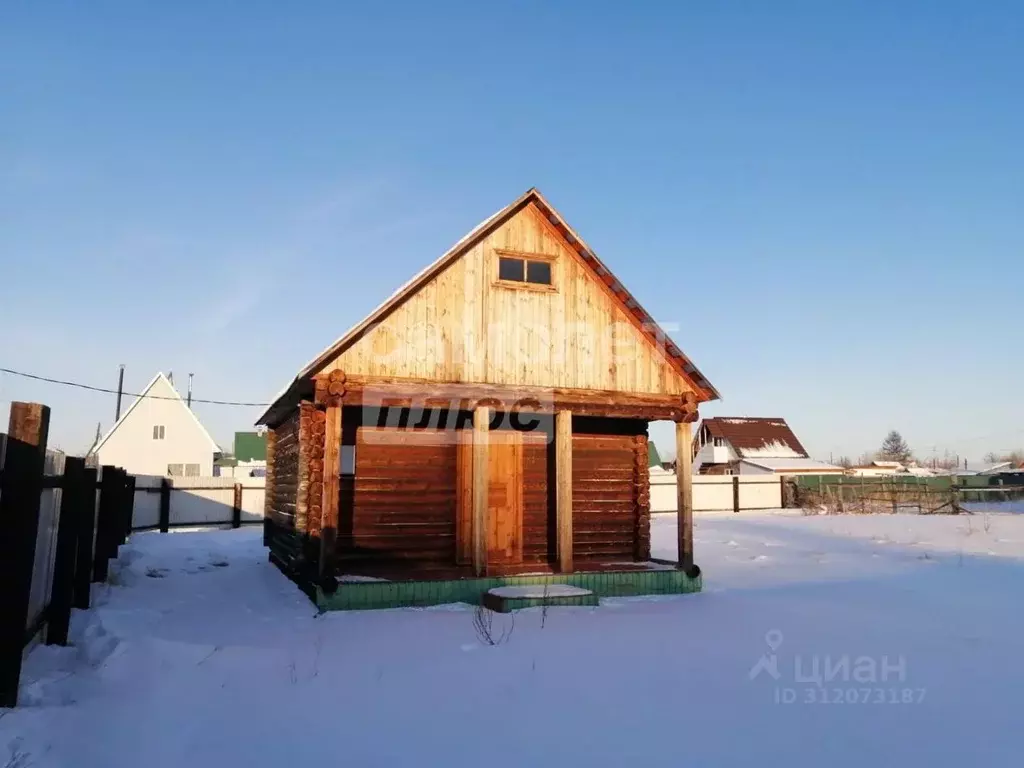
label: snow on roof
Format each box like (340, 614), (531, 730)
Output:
(739, 440), (804, 459)
(978, 462), (1015, 475)
(739, 458), (845, 473)
(722, 418), (787, 427)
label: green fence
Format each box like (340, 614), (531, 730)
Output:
(789, 473), (1024, 512)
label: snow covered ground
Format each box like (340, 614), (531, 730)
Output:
(5, 509), (1024, 767)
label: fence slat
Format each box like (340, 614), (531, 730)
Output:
(159, 478), (171, 533)
(121, 474), (136, 544)
(232, 483), (243, 529)
(46, 456), (86, 646)
(0, 402), (51, 708)
(92, 466), (120, 583)
(73, 466), (99, 609)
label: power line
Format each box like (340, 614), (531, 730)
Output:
(0, 367), (269, 407)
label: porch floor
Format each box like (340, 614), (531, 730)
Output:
(334, 558), (677, 583)
(316, 559), (701, 611)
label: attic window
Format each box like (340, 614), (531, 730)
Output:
(495, 250), (555, 289)
(153, 425), (165, 440)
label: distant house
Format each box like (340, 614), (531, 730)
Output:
(92, 372), (221, 477)
(215, 431), (268, 477)
(691, 417), (843, 475)
(848, 460), (908, 477)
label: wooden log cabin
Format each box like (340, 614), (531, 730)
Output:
(257, 188), (720, 610)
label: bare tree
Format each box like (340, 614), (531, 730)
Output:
(835, 455), (852, 469)
(983, 450), (1024, 466)
(856, 451), (876, 466)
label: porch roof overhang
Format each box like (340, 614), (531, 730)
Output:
(309, 375), (698, 422)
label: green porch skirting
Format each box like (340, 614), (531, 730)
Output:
(314, 567), (702, 612)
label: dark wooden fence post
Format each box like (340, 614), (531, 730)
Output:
(73, 466), (99, 609)
(732, 475), (740, 513)
(121, 473), (136, 542)
(92, 466), (120, 582)
(159, 478), (171, 532)
(232, 483), (243, 529)
(117, 471), (127, 545)
(0, 402), (51, 708)
(47, 457), (86, 646)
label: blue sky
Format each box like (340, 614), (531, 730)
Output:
(2, 1), (1022, 464)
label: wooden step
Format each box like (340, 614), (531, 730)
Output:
(482, 584), (598, 613)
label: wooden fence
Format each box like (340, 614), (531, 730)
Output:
(0, 402), (136, 708)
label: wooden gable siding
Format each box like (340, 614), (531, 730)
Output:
(324, 202), (690, 396)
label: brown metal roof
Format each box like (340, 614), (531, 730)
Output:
(701, 417), (808, 459)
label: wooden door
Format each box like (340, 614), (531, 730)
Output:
(456, 430), (524, 567)
(487, 431), (523, 564)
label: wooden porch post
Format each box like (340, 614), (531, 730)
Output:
(555, 410), (573, 572)
(319, 403), (342, 582)
(472, 406), (490, 576)
(676, 420), (694, 570)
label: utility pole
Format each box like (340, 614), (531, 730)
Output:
(114, 364), (125, 421)
(187, 373), (194, 409)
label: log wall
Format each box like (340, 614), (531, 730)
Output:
(571, 417), (648, 563)
(338, 425), (458, 568)
(278, 407), (651, 576)
(265, 409), (301, 570)
(634, 432), (651, 560)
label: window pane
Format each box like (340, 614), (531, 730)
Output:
(340, 445), (355, 475)
(498, 257), (524, 281)
(153, 426), (159, 439)
(167, 464), (183, 476)
(526, 260), (552, 285)
(185, 464), (200, 477)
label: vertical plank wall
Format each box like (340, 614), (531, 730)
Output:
(323, 201), (692, 397)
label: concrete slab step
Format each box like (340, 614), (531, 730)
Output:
(482, 584), (599, 612)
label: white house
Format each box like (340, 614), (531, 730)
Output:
(691, 417), (843, 476)
(91, 372), (221, 478)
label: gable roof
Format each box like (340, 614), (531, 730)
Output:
(701, 417), (808, 459)
(92, 372), (221, 455)
(258, 188), (719, 424)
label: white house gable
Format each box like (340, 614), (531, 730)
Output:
(94, 373), (220, 478)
